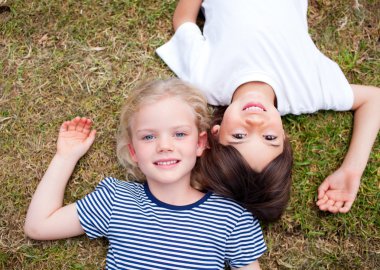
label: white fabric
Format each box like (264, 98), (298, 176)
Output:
(156, 0), (354, 115)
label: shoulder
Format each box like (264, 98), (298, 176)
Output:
(205, 194), (263, 230)
(94, 177), (145, 197)
(156, 22), (206, 82)
(209, 193), (245, 207)
(206, 193), (252, 216)
(98, 177), (143, 188)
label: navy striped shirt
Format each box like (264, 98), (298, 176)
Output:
(76, 177), (266, 269)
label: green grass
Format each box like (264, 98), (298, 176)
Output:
(1, 0), (379, 269)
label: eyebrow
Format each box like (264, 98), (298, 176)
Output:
(136, 125), (192, 133)
(227, 141), (244, 145)
(228, 141), (281, 148)
(269, 143), (281, 147)
(136, 129), (155, 133)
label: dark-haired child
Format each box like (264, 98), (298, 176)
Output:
(157, 0), (380, 217)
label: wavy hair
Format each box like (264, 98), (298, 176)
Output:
(117, 78), (210, 185)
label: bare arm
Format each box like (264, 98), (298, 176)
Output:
(317, 84), (380, 213)
(341, 85), (380, 177)
(24, 117), (96, 240)
(232, 260), (261, 270)
(173, 0), (203, 31)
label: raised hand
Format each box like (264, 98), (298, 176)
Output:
(57, 117), (96, 160)
(316, 167), (361, 213)
(24, 117), (96, 240)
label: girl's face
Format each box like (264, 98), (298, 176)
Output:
(128, 96), (206, 187)
(213, 84), (285, 172)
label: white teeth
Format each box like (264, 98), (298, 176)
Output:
(244, 106), (264, 112)
(156, 160), (177, 165)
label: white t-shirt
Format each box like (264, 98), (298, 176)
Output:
(156, 0), (354, 115)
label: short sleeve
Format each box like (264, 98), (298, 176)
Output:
(76, 177), (117, 239)
(226, 211), (267, 268)
(316, 53), (354, 112)
(156, 22), (206, 81)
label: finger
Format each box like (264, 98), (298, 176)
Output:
(317, 180), (330, 199)
(316, 194), (328, 206)
(82, 118), (93, 135)
(319, 200), (330, 211)
(339, 201), (353, 213)
(60, 121), (70, 132)
(327, 206), (339, 213)
(333, 201), (344, 210)
(318, 203), (328, 211)
(320, 199), (336, 211)
(326, 199), (335, 207)
(85, 129), (96, 146)
(75, 117), (88, 132)
(68, 117), (81, 131)
(327, 201), (344, 214)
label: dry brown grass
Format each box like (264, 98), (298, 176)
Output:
(1, 0), (379, 269)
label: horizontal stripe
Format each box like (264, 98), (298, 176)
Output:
(76, 177), (266, 269)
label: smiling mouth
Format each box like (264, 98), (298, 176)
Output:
(154, 160), (179, 166)
(243, 103), (266, 112)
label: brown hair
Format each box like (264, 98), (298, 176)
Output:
(200, 106), (293, 222)
(117, 78), (210, 184)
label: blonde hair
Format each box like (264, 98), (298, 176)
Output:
(117, 78), (210, 183)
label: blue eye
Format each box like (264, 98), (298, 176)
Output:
(264, 135), (277, 140)
(175, 132), (186, 138)
(232, 133), (246, 139)
(143, 134), (155, 141)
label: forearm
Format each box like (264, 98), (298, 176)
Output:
(24, 117), (95, 239)
(342, 105), (379, 174)
(173, 0), (202, 31)
(25, 154), (78, 231)
(342, 85), (380, 175)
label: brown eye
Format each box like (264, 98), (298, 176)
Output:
(232, 133), (246, 139)
(263, 135), (277, 141)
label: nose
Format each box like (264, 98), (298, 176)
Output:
(156, 135), (174, 152)
(245, 116), (264, 126)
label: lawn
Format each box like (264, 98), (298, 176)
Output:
(1, 0), (379, 269)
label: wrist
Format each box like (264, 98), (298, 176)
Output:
(53, 152), (81, 165)
(338, 164), (363, 179)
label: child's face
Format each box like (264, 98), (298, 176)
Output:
(213, 89), (285, 172)
(128, 96), (206, 187)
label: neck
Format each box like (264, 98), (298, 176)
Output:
(232, 81), (276, 105)
(147, 180), (204, 206)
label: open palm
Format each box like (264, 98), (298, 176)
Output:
(57, 117), (96, 160)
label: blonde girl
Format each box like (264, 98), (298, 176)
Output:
(25, 78), (267, 269)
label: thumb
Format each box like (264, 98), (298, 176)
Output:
(85, 130), (96, 147)
(317, 179), (330, 199)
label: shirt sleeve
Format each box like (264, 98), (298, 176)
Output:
(156, 22), (206, 81)
(226, 211), (267, 268)
(316, 52), (354, 112)
(76, 177), (117, 239)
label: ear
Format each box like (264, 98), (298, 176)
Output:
(127, 143), (138, 162)
(196, 131), (208, 156)
(211, 125), (220, 138)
